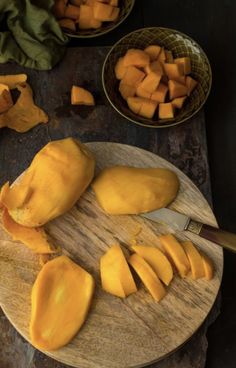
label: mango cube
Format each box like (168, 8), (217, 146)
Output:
(119, 83), (136, 100)
(158, 103), (174, 119)
(93, 1), (114, 21)
(121, 66), (145, 87)
(150, 83), (168, 103)
(163, 63), (184, 82)
(138, 72), (161, 94)
(64, 4), (80, 19)
(174, 57), (191, 75)
(145, 60), (163, 76)
(144, 45), (161, 61)
(186, 76), (198, 95)
(129, 253), (166, 302)
(115, 57), (127, 80)
(78, 5), (93, 29)
(107, 7), (120, 21)
(110, 0), (119, 5)
(123, 49), (150, 68)
(159, 234), (190, 277)
(136, 84), (151, 99)
(181, 241), (205, 279)
(165, 50), (174, 63)
(139, 99), (158, 119)
(127, 97), (144, 114)
(53, 0), (66, 18)
(171, 96), (187, 109)
(71, 85), (95, 105)
(168, 80), (188, 99)
(58, 18), (76, 31)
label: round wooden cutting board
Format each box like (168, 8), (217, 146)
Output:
(0, 142), (223, 368)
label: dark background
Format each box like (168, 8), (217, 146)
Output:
(69, 1), (236, 367)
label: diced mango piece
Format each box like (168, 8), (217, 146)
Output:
(171, 96), (187, 109)
(136, 84), (151, 99)
(181, 241), (205, 279)
(119, 83), (136, 100)
(71, 85), (95, 105)
(168, 80), (188, 99)
(139, 99), (158, 119)
(0, 84), (13, 114)
(186, 76), (198, 96)
(58, 18), (76, 32)
(100, 244), (137, 297)
(201, 252), (214, 280)
(93, 2), (114, 21)
(115, 57), (127, 80)
(145, 60), (163, 76)
(150, 83), (168, 103)
(138, 72), (161, 94)
(2, 208), (57, 254)
(64, 4), (80, 19)
(144, 45), (161, 61)
(165, 50), (174, 63)
(174, 57), (191, 75)
(129, 253), (166, 302)
(107, 7), (120, 21)
(131, 245), (173, 286)
(158, 48), (166, 63)
(121, 66), (145, 87)
(159, 234), (190, 277)
(123, 49), (150, 68)
(127, 97), (144, 114)
(163, 63), (184, 82)
(158, 102), (175, 119)
(52, 0), (66, 18)
(78, 5), (93, 29)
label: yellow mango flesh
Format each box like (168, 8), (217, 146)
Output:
(128, 253), (166, 302)
(159, 234), (190, 277)
(0, 138), (95, 227)
(100, 244), (137, 298)
(201, 252), (214, 280)
(92, 166), (179, 215)
(1, 209), (57, 254)
(181, 241), (205, 279)
(30, 255), (95, 351)
(131, 245), (173, 286)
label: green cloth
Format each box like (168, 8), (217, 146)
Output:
(0, 0), (68, 70)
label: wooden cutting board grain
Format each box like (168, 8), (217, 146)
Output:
(0, 142), (223, 368)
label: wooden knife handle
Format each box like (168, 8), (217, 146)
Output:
(189, 220), (236, 252)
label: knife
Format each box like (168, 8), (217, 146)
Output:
(141, 208), (236, 253)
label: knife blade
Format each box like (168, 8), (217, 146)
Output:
(141, 208), (236, 253)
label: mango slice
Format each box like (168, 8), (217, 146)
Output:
(71, 85), (95, 105)
(1, 208), (57, 254)
(158, 102), (175, 119)
(131, 245), (173, 286)
(100, 244), (137, 298)
(0, 138), (95, 227)
(0, 74), (27, 89)
(181, 241), (205, 279)
(129, 253), (166, 301)
(174, 57), (191, 75)
(92, 166), (179, 215)
(144, 45), (161, 61)
(159, 234), (190, 277)
(30, 255), (95, 351)
(0, 83), (48, 132)
(201, 252), (214, 280)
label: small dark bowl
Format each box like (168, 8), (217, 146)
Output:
(102, 27), (212, 128)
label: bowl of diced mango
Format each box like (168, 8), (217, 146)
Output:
(102, 27), (212, 128)
(53, 0), (135, 38)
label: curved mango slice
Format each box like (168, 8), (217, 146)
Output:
(0, 83), (48, 132)
(30, 255), (95, 351)
(100, 244), (137, 298)
(181, 240), (205, 279)
(0, 138), (95, 227)
(2, 208), (56, 254)
(92, 166), (179, 215)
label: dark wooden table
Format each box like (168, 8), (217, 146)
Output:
(0, 1), (236, 368)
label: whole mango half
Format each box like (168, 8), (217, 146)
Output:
(0, 138), (95, 227)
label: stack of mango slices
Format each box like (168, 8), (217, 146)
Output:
(100, 234), (214, 302)
(115, 46), (198, 120)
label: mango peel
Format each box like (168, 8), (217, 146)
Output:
(0, 138), (95, 227)
(92, 166), (179, 215)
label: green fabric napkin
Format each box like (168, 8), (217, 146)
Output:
(0, 0), (68, 70)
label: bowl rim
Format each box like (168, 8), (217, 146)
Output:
(65, 0), (136, 39)
(102, 26), (212, 128)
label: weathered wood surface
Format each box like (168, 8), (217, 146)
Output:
(0, 47), (219, 368)
(0, 142), (223, 368)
